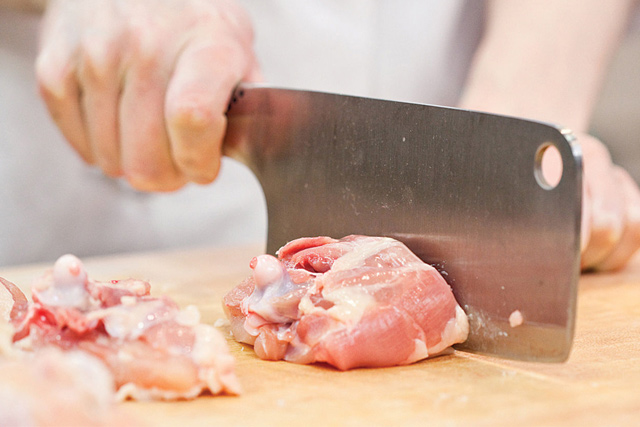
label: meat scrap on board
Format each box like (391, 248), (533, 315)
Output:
(0, 348), (134, 426)
(1, 277), (133, 425)
(1, 254), (240, 401)
(224, 235), (469, 370)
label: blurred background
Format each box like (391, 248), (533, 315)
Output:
(591, 13), (640, 183)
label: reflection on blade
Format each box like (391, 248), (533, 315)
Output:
(224, 83), (581, 362)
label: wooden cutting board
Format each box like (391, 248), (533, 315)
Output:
(2, 245), (639, 426)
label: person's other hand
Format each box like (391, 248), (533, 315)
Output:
(577, 134), (640, 271)
(36, 0), (261, 191)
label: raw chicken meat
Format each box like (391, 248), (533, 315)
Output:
(0, 348), (132, 427)
(2, 254), (240, 400)
(224, 235), (469, 370)
(0, 277), (26, 357)
(1, 281), (133, 425)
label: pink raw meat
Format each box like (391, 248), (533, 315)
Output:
(223, 235), (469, 370)
(0, 348), (134, 426)
(2, 254), (240, 400)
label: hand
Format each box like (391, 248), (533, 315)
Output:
(577, 134), (640, 271)
(36, 0), (261, 191)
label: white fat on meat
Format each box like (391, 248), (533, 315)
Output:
(242, 254), (317, 337)
(509, 309), (524, 328)
(243, 254), (298, 324)
(34, 254), (90, 309)
(429, 305), (470, 355)
(176, 304), (201, 326)
(329, 237), (397, 272)
(322, 286), (377, 324)
(191, 323), (240, 394)
(97, 299), (177, 341)
(400, 306), (469, 362)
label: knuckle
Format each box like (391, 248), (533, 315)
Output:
(171, 106), (213, 131)
(125, 169), (184, 193)
(167, 99), (224, 132)
(215, 2), (256, 47)
(174, 151), (220, 184)
(125, 24), (163, 71)
(78, 34), (120, 82)
(35, 52), (73, 101)
(123, 149), (187, 192)
(174, 150), (205, 170)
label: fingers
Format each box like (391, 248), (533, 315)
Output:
(74, 0), (129, 178)
(595, 167), (640, 271)
(36, 35), (92, 164)
(119, 45), (187, 192)
(568, 133), (640, 272)
(36, 0), (260, 192)
(580, 136), (626, 270)
(165, 40), (248, 185)
(578, 134), (639, 272)
(77, 29), (124, 177)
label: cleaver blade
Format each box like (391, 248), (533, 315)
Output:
(223, 83), (582, 362)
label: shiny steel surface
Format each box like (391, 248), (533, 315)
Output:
(224, 83), (582, 362)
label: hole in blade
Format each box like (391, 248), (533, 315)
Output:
(534, 143), (563, 190)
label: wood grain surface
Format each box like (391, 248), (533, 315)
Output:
(1, 245), (639, 426)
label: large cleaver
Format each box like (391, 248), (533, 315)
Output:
(223, 83), (582, 363)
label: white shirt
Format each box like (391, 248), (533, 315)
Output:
(241, 0), (483, 104)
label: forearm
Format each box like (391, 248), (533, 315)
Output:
(0, 0), (46, 13)
(459, 0), (635, 132)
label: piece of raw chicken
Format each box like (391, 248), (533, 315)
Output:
(1, 281), (133, 425)
(1, 254), (240, 400)
(224, 235), (469, 370)
(0, 348), (133, 427)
